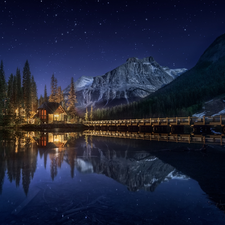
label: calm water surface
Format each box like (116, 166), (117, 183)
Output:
(0, 131), (225, 225)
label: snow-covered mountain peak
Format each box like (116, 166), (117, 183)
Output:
(75, 76), (93, 90)
(126, 57), (139, 63)
(63, 57), (187, 109)
(64, 76), (93, 94)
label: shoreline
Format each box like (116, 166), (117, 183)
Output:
(1, 123), (88, 132)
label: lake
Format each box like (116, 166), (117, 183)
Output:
(0, 130), (225, 225)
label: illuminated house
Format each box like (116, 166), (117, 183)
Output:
(37, 102), (67, 124)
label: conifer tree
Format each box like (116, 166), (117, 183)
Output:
(90, 105), (93, 121)
(85, 108), (89, 121)
(67, 77), (77, 119)
(31, 75), (38, 112)
(13, 76), (17, 106)
(16, 68), (22, 116)
(56, 86), (64, 104)
(62, 91), (66, 108)
(7, 74), (14, 115)
(49, 74), (57, 102)
(39, 95), (44, 106)
(12, 75), (17, 113)
(43, 85), (48, 103)
(22, 60), (31, 119)
(0, 60), (6, 117)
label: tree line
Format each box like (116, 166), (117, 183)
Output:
(0, 60), (78, 126)
(38, 74), (78, 122)
(0, 60), (38, 126)
(91, 57), (225, 120)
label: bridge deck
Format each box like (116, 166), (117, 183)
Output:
(84, 116), (225, 127)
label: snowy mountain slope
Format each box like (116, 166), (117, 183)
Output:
(64, 56), (187, 109)
(162, 67), (188, 79)
(64, 76), (93, 93)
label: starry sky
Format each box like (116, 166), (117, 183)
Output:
(0, 0), (224, 97)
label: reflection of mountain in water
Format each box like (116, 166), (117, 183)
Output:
(152, 148), (225, 212)
(1, 131), (225, 215)
(73, 139), (189, 192)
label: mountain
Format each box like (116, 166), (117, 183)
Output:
(198, 34), (225, 63)
(69, 138), (189, 192)
(92, 33), (225, 119)
(64, 57), (187, 109)
(64, 76), (93, 92)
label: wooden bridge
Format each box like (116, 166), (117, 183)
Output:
(83, 116), (225, 133)
(83, 130), (225, 146)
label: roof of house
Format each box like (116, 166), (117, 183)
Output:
(38, 102), (66, 114)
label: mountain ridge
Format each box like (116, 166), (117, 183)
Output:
(91, 33), (225, 119)
(64, 56), (187, 109)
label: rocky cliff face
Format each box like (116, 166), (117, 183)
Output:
(64, 56), (187, 109)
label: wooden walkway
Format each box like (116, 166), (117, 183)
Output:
(84, 116), (225, 127)
(84, 115), (225, 132)
(83, 130), (225, 146)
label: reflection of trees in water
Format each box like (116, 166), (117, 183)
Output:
(36, 132), (80, 180)
(49, 152), (64, 181)
(0, 132), (186, 196)
(50, 155), (58, 181)
(0, 159), (6, 194)
(0, 131), (38, 195)
(67, 149), (76, 178)
(0, 131), (80, 194)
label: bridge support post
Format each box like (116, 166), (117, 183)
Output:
(223, 126), (225, 134)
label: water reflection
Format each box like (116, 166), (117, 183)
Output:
(0, 132), (37, 195)
(75, 136), (189, 192)
(0, 131), (189, 195)
(0, 131), (225, 224)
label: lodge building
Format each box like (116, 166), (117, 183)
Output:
(37, 102), (67, 124)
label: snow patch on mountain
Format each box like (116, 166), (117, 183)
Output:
(192, 112), (206, 118)
(165, 169), (190, 181)
(75, 76), (93, 91)
(64, 76), (93, 93)
(64, 57), (187, 109)
(162, 67), (188, 78)
(211, 109), (225, 117)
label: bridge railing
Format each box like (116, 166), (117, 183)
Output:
(83, 116), (225, 126)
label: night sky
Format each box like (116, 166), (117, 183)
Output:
(1, 0), (224, 97)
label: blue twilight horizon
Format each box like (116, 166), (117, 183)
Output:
(0, 0), (224, 97)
